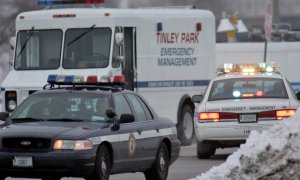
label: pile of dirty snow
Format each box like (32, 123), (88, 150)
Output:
(191, 110), (300, 180)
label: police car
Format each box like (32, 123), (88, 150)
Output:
(192, 63), (300, 159)
(0, 74), (180, 180)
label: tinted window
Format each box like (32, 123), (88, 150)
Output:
(208, 78), (288, 101)
(114, 94), (132, 116)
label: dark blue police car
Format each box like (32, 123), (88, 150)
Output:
(0, 74), (180, 180)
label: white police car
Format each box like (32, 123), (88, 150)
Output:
(0, 75), (180, 180)
(192, 63), (300, 159)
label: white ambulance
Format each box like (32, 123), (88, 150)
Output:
(0, 0), (216, 145)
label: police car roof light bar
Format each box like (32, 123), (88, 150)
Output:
(46, 74), (125, 88)
(38, 0), (104, 6)
(217, 62), (280, 75)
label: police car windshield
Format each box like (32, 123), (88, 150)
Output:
(63, 28), (111, 69)
(11, 93), (112, 123)
(15, 29), (62, 70)
(208, 78), (288, 101)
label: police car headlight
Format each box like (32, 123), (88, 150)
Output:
(7, 100), (17, 111)
(53, 140), (93, 150)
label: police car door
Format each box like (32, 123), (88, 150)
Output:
(124, 93), (160, 167)
(114, 93), (142, 171)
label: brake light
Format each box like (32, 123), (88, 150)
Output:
(276, 109), (296, 120)
(258, 109), (296, 120)
(198, 112), (239, 122)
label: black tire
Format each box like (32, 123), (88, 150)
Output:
(86, 145), (111, 180)
(197, 141), (213, 159)
(177, 105), (194, 146)
(211, 147), (216, 156)
(144, 143), (170, 180)
(42, 177), (60, 180)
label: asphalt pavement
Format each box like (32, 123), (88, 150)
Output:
(7, 145), (237, 180)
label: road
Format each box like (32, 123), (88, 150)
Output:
(7, 145), (237, 180)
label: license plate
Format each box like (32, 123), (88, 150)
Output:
(13, 156), (33, 167)
(239, 114), (257, 123)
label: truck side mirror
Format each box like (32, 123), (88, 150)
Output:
(192, 95), (203, 103)
(10, 36), (16, 50)
(112, 56), (124, 68)
(115, 32), (124, 46)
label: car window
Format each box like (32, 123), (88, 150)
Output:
(286, 78), (298, 101)
(11, 93), (111, 122)
(125, 94), (153, 121)
(136, 95), (154, 120)
(208, 78), (288, 101)
(114, 94), (133, 116)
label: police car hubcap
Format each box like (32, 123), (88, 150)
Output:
(101, 161), (107, 175)
(160, 156), (165, 171)
(183, 113), (193, 139)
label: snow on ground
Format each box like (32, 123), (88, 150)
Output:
(190, 109), (300, 180)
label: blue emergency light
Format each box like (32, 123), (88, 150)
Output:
(38, 0), (104, 5)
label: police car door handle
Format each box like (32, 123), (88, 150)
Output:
(137, 128), (143, 135)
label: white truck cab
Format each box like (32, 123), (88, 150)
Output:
(1, 0), (216, 145)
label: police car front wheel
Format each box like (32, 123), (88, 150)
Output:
(144, 142), (169, 180)
(86, 145), (111, 180)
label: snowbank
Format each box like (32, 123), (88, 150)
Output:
(191, 110), (300, 180)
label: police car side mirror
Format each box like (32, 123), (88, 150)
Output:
(119, 114), (135, 124)
(106, 109), (117, 119)
(0, 112), (9, 122)
(192, 95), (203, 103)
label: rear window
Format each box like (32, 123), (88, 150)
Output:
(208, 78), (288, 101)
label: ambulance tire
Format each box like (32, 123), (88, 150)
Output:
(197, 141), (213, 159)
(178, 105), (194, 146)
(144, 142), (169, 180)
(86, 145), (111, 180)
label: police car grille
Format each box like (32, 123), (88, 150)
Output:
(2, 137), (51, 151)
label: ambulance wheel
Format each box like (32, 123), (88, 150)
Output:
(87, 145), (111, 180)
(144, 142), (169, 180)
(197, 141), (214, 159)
(177, 105), (194, 146)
